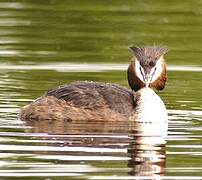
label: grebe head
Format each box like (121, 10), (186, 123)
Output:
(127, 46), (168, 91)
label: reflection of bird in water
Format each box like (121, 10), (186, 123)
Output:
(19, 46), (168, 134)
(23, 120), (167, 178)
(128, 134), (166, 177)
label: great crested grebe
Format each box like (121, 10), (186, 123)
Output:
(19, 46), (168, 126)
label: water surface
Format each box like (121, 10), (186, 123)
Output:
(0, 1), (202, 179)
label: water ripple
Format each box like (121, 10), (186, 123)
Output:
(0, 63), (201, 72)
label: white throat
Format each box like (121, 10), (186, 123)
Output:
(134, 87), (168, 136)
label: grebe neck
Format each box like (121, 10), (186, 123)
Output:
(132, 87), (168, 136)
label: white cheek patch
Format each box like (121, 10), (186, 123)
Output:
(150, 57), (164, 83)
(135, 60), (144, 82)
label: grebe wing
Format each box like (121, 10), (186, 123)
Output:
(45, 81), (135, 114)
(46, 82), (105, 109)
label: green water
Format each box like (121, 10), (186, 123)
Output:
(0, 0), (202, 179)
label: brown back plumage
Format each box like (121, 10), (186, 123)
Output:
(20, 82), (136, 121)
(46, 81), (135, 115)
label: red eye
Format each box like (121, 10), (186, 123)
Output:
(149, 61), (155, 67)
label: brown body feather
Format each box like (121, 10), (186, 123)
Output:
(20, 82), (135, 121)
